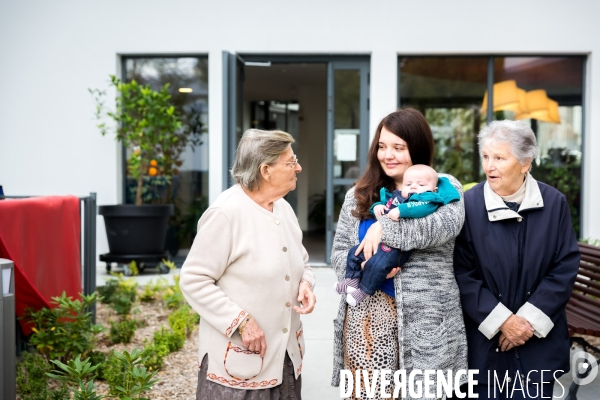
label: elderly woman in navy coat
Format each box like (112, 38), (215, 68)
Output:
(454, 120), (580, 399)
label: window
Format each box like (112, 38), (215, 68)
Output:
(399, 56), (585, 234)
(123, 56), (209, 253)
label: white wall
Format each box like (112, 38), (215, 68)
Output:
(1, 0), (599, 252)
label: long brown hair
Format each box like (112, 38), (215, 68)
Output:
(352, 108), (434, 220)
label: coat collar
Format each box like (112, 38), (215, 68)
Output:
(484, 172), (544, 222)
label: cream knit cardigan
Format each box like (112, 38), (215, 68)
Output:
(180, 184), (315, 390)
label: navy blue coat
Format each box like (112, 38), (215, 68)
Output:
(454, 178), (580, 384)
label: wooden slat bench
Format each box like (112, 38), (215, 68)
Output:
(567, 242), (600, 340)
(565, 242), (600, 400)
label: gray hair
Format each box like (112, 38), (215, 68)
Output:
(231, 129), (295, 191)
(478, 120), (538, 166)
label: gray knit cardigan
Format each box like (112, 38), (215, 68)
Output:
(331, 174), (469, 395)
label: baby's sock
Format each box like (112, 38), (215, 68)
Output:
(334, 278), (359, 294)
(346, 289), (368, 307)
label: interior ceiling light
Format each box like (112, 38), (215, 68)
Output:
(547, 99), (561, 124)
(178, 88), (193, 93)
(481, 80), (519, 113)
(526, 89), (550, 121)
(484, 84), (561, 124)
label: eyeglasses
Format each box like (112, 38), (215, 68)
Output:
(278, 156), (299, 167)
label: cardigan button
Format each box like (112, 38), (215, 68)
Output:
(283, 247), (287, 252)
(275, 219), (280, 225)
(286, 302), (291, 307)
(282, 328), (288, 333)
(285, 275), (290, 281)
(517, 218), (522, 222)
(496, 348), (499, 352)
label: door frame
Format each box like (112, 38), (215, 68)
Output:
(223, 53), (371, 264)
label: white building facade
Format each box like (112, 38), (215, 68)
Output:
(1, 0), (599, 258)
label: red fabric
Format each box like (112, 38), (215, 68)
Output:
(0, 196), (81, 335)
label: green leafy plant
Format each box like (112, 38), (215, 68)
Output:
(47, 355), (102, 400)
(142, 327), (184, 372)
(109, 319), (138, 344)
(25, 292), (104, 363)
(107, 349), (159, 399)
(138, 277), (169, 302)
(97, 276), (138, 316)
(168, 304), (199, 337)
(532, 148), (581, 235)
(90, 76), (202, 205)
(86, 351), (108, 380)
(16, 352), (69, 400)
(153, 326), (185, 353)
(162, 274), (184, 309)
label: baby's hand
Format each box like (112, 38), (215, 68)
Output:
(373, 205), (387, 219)
(387, 208), (400, 221)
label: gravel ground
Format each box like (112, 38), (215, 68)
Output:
(93, 300), (199, 399)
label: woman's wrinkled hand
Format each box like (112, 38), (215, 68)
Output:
(355, 221), (383, 261)
(498, 332), (517, 352)
(500, 315), (534, 346)
(294, 281), (316, 315)
(241, 317), (267, 357)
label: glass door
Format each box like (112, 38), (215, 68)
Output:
(326, 61), (370, 263)
(223, 51), (245, 189)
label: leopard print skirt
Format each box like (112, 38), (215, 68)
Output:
(343, 290), (399, 399)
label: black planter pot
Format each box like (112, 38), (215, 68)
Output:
(99, 204), (174, 255)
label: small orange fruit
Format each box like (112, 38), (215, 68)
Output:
(148, 167), (158, 176)
(150, 159), (158, 167)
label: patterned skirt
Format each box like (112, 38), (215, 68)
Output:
(343, 290), (399, 400)
(196, 353), (302, 400)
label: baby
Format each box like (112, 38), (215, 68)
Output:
(335, 164), (460, 306)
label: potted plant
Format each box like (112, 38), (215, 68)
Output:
(90, 76), (199, 264)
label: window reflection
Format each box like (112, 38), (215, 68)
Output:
(124, 57), (209, 253)
(400, 57), (488, 183)
(399, 56), (584, 235)
(493, 57), (583, 234)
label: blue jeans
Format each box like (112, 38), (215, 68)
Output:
(346, 244), (411, 295)
(470, 351), (555, 399)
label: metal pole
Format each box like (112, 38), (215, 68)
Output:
(487, 56), (494, 124)
(82, 193), (97, 322)
(1, 258), (16, 400)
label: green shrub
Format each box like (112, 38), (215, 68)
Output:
(97, 276), (138, 316)
(168, 304), (199, 337)
(154, 326), (185, 353)
(47, 355), (102, 400)
(139, 278), (167, 302)
(109, 319), (138, 344)
(16, 352), (69, 400)
(142, 343), (168, 372)
(86, 351), (108, 380)
(106, 349), (158, 398)
(142, 326), (184, 372)
(25, 292), (104, 363)
(103, 351), (127, 391)
(162, 275), (184, 309)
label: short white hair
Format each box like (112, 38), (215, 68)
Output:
(231, 129), (295, 191)
(478, 120), (538, 165)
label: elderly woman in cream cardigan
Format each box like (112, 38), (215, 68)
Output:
(180, 129), (316, 400)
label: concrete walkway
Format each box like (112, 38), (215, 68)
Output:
(96, 266), (600, 399)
